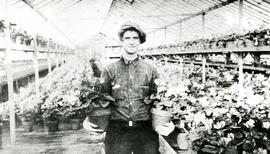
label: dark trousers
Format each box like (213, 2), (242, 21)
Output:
(105, 121), (159, 154)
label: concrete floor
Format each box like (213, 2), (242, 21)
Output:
(0, 127), (105, 154)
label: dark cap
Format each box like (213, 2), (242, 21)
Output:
(118, 21), (146, 44)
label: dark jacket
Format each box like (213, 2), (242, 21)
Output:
(100, 56), (158, 121)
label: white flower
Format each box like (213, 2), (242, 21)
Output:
(213, 121), (226, 129)
(262, 121), (270, 129)
(203, 119), (213, 130)
(245, 94), (264, 107)
(199, 97), (210, 107)
(244, 119), (255, 128)
(112, 84), (121, 89)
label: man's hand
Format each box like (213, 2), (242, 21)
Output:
(83, 117), (104, 135)
(155, 121), (175, 136)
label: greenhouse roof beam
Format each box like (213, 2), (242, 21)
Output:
(37, 0), (63, 10)
(21, 0), (75, 46)
(53, 0), (84, 15)
(230, 2), (270, 25)
(42, 0), (74, 14)
(148, 0), (238, 34)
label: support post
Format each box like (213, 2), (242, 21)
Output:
(202, 12), (206, 34)
(4, 0), (16, 145)
(225, 53), (232, 65)
(202, 54), (206, 84)
(179, 56), (183, 81)
(253, 53), (261, 67)
(55, 45), (59, 68)
(47, 44), (52, 86)
(238, 0), (244, 31)
(238, 53), (244, 87)
(33, 39), (40, 99)
(164, 56), (168, 66)
(15, 80), (19, 93)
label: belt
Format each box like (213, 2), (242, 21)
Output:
(110, 120), (151, 128)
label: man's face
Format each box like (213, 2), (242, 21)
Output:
(122, 30), (140, 54)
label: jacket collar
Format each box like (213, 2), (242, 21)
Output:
(120, 55), (140, 66)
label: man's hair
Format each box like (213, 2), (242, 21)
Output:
(119, 27), (142, 43)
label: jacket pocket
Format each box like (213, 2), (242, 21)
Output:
(112, 85), (124, 100)
(139, 86), (150, 99)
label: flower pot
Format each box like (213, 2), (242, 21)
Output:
(33, 116), (44, 132)
(44, 120), (59, 132)
(58, 119), (72, 131)
(88, 108), (111, 131)
(227, 41), (235, 48)
(88, 132), (107, 143)
(177, 132), (189, 150)
(21, 120), (34, 132)
(71, 118), (81, 130)
(150, 108), (173, 130)
(245, 40), (253, 48)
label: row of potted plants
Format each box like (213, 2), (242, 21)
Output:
(0, 19), (61, 49)
(142, 26), (270, 53)
(147, 59), (270, 153)
(0, 57), (109, 132)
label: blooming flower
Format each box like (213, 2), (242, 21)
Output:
(262, 121), (270, 129)
(244, 119), (255, 128)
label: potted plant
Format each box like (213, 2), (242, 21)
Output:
(57, 93), (86, 131)
(80, 77), (114, 132)
(41, 105), (60, 132)
(12, 84), (41, 132)
(41, 91), (62, 132)
(15, 94), (39, 132)
(149, 68), (189, 130)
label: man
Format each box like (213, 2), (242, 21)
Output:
(84, 21), (174, 154)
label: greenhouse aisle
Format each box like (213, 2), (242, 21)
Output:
(0, 128), (105, 154)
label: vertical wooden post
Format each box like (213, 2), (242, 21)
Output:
(202, 12), (206, 34)
(202, 54), (206, 84)
(15, 80), (19, 93)
(225, 53), (232, 65)
(179, 56), (183, 81)
(164, 56), (168, 66)
(253, 53), (261, 67)
(201, 13), (206, 50)
(62, 48), (65, 64)
(27, 76), (30, 84)
(201, 13), (206, 84)
(238, 0), (244, 31)
(0, 85), (2, 102)
(55, 45), (59, 68)
(238, 53), (244, 87)
(211, 54), (216, 62)
(33, 39), (40, 99)
(47, 44), (52, 86)
(153, 57), (157, 66)
(4, 0), (16, 145)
